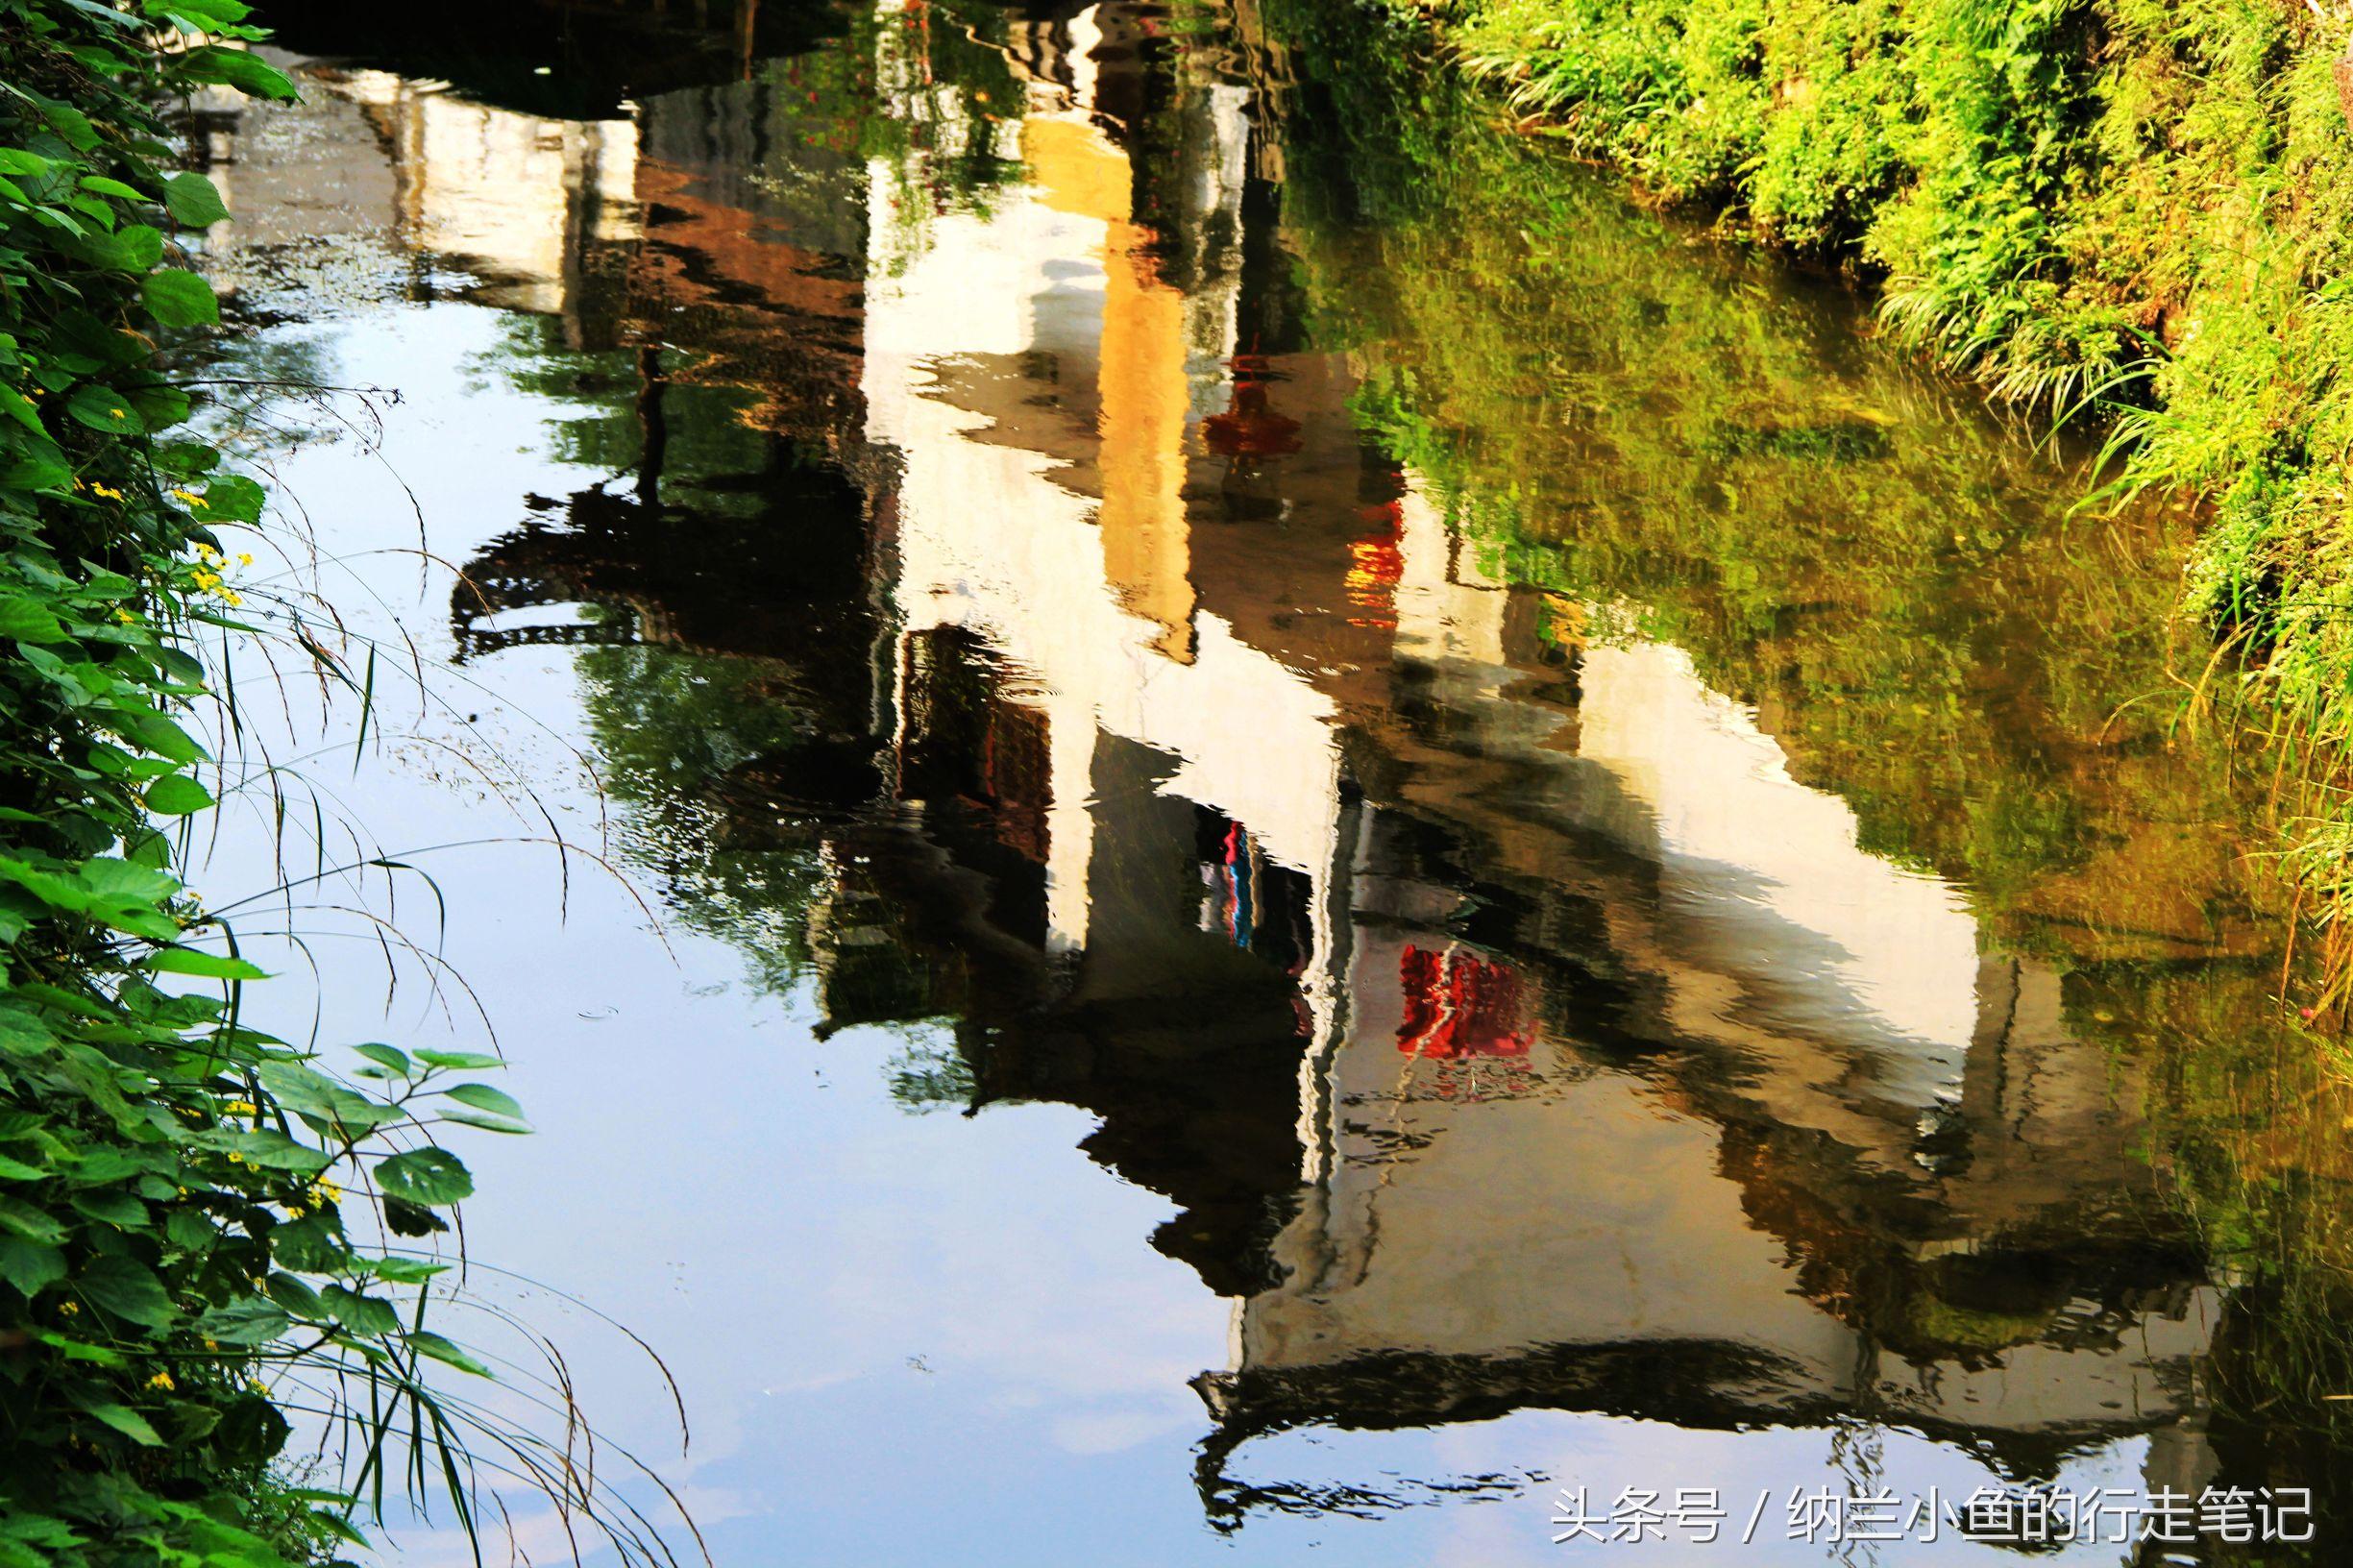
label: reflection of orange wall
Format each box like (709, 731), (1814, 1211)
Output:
(1021, 118), (1193, 662)
(626, 159), (864, 440)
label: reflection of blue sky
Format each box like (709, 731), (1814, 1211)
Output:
(192, 299), (2149, 1568)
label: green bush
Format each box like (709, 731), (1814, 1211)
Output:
(1, 6), (553, 1567)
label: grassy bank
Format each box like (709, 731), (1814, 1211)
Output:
(1, 6), (551, 1565)
(1364, 0), (2353, 995)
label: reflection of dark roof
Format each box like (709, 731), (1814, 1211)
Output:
(1186, 1337), (2179, 1529)
(259, 0), (849, 118)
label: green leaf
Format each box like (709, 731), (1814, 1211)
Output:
(381, 1197), (447, 1237)
(0, 598), (68, 645)
(0, 1195), (64, 1243)
(78, 1402), (163, 1448)
(160, 170), (230, 228)
(139, 947), (268, 980)
(263, 1271), (321, 1317)
(37, 104), (100, 153)
(66, 384), (143, 433)
(194, 1297), (291, 1347)
(409, 1331), (493, 1378)
(79, 175), (148, 203)
(90, 222), (165, 274)
(438, 1108), (532, 1135)
(142, 269), (219, 328)
(370, 1255), (448, 1285)
(69, 1188), (146, 1227)
(0, 1237), (65, 1297)
(319, 1284), (400, 1337)
(352, 1043), (412, 1077)
(442, 1083), (525, 1119)
(375, 1146), (472, 1207)
(143, 774), (214, 815)
(180, 46), (300, 101)
(76, 1256), (176, 1329)
(414, 1050), (504, 1070)
(80, 858), (179, 906)
(199, 473), (265, 523)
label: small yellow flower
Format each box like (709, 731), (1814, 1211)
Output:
(145, 1370), (175, 1392)
(91, 483), (125, 502)
(109, 407), (126, 421)
(193, 542), (218, 560)
(58, 1301), (78, 1317)
(225, 1151), (243, 1164)
(235, 552), (252, 566)
(221, 591), (242, 607)
(114, 607), (135, 625)
(224, 1099), (256, 1115)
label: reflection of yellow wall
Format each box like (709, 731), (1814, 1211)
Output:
(1022, 117), (1193, 662)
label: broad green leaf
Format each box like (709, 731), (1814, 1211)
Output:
(0, 598), (67, 644)
(414, 1050), (503, 1070)
(352, 1043), (412, 1076)
(79, 175), (147, 203)
(408, 1331), (493, 1378)
(199, 473), (265, 523)
(90, 222), (164, 273)
(143, 774), (213, 815)
(68, 1188), (146, 1227)
(0, 1237), (64, 1297)
(370, 1256), (448, 1285)
(79, 858), (179, 905)
(160, 170), (230, 228)
(375, 1146), (472, 1207)
(319, 1284), (399, 1337)
(141, 269), (218, 328)
(438, 1108), (531, 1135)
(194, 1297), (291, 1347)
(77, 1402), (163, 1448)
(181, 46), (299, 101)
(140, 946), (268, 980)
(76, 1256), (175, 1329)
(37, 104), (99, 153)
(443, 1083), (524, 1119)
(0, 1195), (64, 1243)
(65, 384), (143, 433)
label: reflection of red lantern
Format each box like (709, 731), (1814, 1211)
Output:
(1202, 355), (1303, 458)
(1396, 944), (1531, 1059)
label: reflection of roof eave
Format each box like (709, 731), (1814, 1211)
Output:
(1188, 1337), (2187, 1508)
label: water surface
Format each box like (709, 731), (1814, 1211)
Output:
(181, 2), (2344, 1561)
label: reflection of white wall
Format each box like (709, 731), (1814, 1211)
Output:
(1576, 639), (1978, 1107)
(863, 81), (1342, 973)
(346, 73), (638, 311)
(1393, 473), (1979, 1111)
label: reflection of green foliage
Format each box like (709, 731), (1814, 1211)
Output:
(883, 1036), (977, 1113)
(1260, 3), (2255, 958)
(578, 645), (824, 989)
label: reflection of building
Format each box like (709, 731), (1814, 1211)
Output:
(217, 0), (2258, 1526)
(832, 3), (2228, 1515)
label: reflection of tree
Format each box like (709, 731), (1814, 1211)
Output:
(1254, 0), (2267, 967)
(576, 644), (834, 990)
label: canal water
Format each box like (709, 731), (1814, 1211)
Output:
(179, 1), (2347, 1562)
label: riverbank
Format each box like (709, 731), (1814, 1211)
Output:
(1372, 0), (2353, 986)
(0, 7), (529, 1565)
